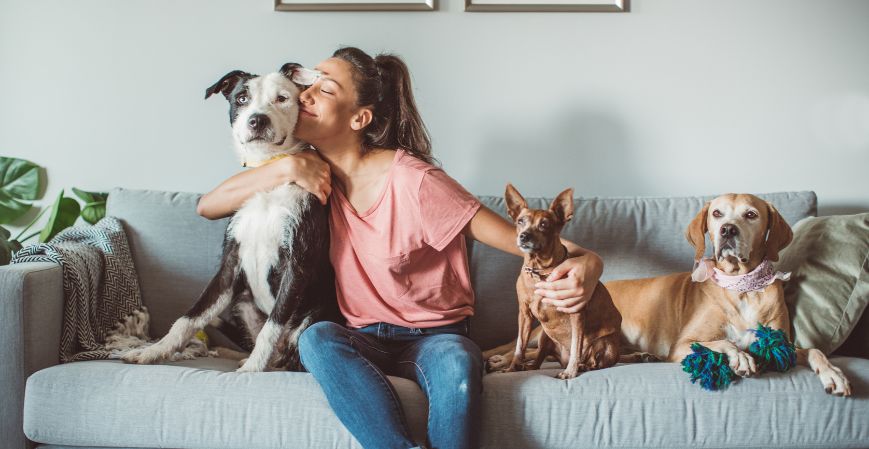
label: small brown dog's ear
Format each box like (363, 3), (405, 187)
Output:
(764, 202), (793, 262)
(549, 188), (575, 224)
(505, 184), (527, 221)
(685, 202), (710, 260)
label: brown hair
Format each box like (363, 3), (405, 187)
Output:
(332, 47), (435, 165)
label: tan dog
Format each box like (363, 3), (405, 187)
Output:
(486, 193), (851, 396)
(498, 184), (621, 379)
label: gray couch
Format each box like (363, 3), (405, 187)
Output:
(3, 188), (867, 449)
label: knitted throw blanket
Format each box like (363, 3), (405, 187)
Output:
(11, 217), (147, 362)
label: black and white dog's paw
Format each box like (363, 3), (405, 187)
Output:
(121, 345), (169, 365)
(236, 357), (267, 373)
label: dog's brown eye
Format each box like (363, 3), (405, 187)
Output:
(517, 217), (527, 226)
(539, 220), (549, 230)
(712, 210), (722, 218)
(236, 95), (248, 105)
(745, 211), (758, 219)
(276, 95), (288, 103)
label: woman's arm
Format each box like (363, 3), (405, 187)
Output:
(196, 151), (332, 220)
(462, 205), (524, 257)
(463, 205), (604, 313)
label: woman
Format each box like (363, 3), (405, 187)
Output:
(197, 47), (603, 449)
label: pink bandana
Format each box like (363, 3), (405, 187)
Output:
(691, 259), (791, 293)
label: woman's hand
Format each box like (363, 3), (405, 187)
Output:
(533, 251), (603, 313)
(284, 151), (331, 205)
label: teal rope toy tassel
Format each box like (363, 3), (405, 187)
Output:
(681, 343), (735, 391)
(748, 324), (796, 373)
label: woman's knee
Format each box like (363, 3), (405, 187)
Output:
(298, 321), (346, 362)
(423, 335), (483, 387)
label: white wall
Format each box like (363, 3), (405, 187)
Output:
(2, 0), (867, 235)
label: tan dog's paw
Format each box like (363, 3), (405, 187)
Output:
(499, 362), (525, 374)
(486, 354), (509, 373)
(818, 365), (851, 396)
(237, 357), (249, 368)
(726, 349), (757, 377)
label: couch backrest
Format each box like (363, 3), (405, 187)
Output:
(107, 189), (230, 336)
(469, 192), (816, 349)
(107, 188), (816, 348)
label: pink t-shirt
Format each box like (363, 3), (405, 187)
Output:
(329, 150), (481, 329)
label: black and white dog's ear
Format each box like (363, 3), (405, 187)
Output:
(205, 70), (253, 100)
(280, 63), (321, 87)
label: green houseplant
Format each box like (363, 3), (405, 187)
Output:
(0, 156), (108, 265)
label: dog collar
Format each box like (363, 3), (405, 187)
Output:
(242, 153), (291, 168)
(522, 245), (569, 281)
(691, 259), (790, 293)
(523, 266), (552, 280)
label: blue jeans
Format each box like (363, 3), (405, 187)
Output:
(298, 319), (483, 449)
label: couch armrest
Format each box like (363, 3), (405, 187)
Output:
(0, 262), (64, 449)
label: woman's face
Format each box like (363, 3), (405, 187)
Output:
(295, 57), (369, 146)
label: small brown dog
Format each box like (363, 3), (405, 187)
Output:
(499, 184), (621, 379)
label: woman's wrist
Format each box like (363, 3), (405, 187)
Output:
(584, 250), (604, 281)
(563, 240), (604, 280)
(272, 156), (298, 185)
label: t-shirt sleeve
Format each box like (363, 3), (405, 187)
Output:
(418, 168), (481, 251)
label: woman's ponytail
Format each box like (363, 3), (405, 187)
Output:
(333, 47), (434, 164)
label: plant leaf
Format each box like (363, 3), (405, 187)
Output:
(0, 225), (14, 265)
(72, 187), (107, 203)
(0, 156), (43, 200)
(71, 187), (95, 203)
(0, 189), (32, 224)
(73, 188), (108, 224)
(81, 201), (107, 225)
(0, 226), (22, 265)
(0, 156), (42, 224)
(39, 190), (81, 243)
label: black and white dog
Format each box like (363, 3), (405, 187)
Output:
(122, 63), (340, 372)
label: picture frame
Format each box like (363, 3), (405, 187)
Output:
(275, 0), (435, 11)
(464, 0), (625, 12)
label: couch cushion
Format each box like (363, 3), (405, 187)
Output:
(28, 357), (868, 449)
(481, 357), (869, 449)
(24, 359), (428, 449)
(106, 188), (229, 336)
(469, 191), (817, 349)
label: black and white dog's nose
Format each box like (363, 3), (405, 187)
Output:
(247, 114), (270, 132)
(720, 224), (739, 237)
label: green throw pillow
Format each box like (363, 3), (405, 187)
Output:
(777, 213), (869, 355)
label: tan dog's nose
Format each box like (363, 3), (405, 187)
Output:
(720, 224), (739, 238)
(519, 232), (531, 243)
